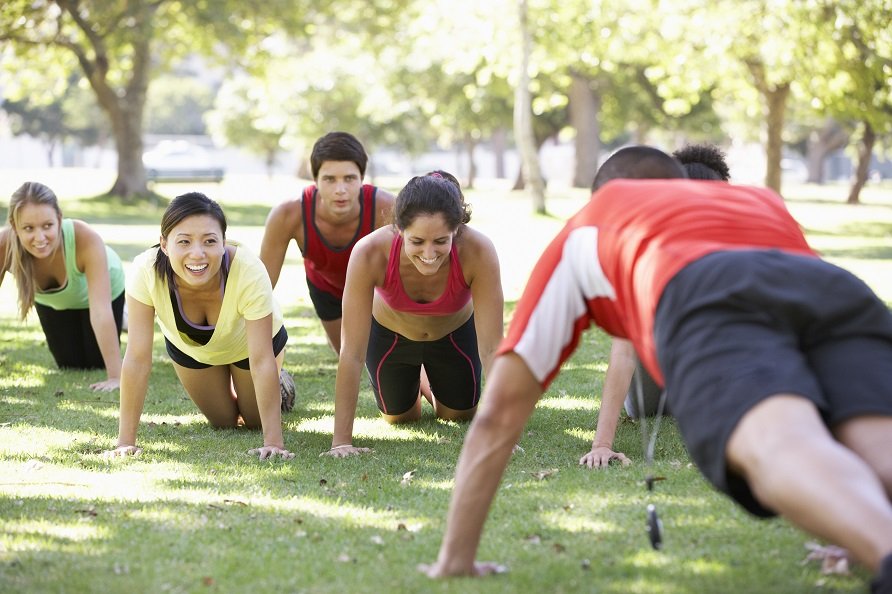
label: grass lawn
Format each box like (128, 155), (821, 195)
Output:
(1, 170), (890, 593)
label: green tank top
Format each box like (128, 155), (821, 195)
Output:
(33, 218), (125, 311)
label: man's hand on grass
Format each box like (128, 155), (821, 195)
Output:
(579, 446), (631, 468)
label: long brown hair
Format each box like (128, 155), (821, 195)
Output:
(2, 182), (63, 319)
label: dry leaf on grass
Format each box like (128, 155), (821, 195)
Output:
(401, 470), (416, 485)
(802, 542), (851, 575)
(529, 468), (558, 481)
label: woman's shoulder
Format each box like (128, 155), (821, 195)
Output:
(457, 225), (496, 256)
(355, 225), (396, 254)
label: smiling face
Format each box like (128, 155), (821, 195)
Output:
(401, 213), (456, 276)
(315, 160), (363, 218)
(14, 203), (62, 260)
(160, 214), (226, 289)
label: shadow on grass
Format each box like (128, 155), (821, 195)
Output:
(22, 193), (274, 227)
(0, 305), (872, 594)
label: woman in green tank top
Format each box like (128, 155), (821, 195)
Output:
(0, 182), (125, 391)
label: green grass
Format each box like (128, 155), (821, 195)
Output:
(1, 172), (891, 593)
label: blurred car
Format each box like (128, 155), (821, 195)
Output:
(143, 140), (225, 183)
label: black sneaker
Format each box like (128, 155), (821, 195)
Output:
(279, 369), (296, 412)
(873, 553), (892, 594)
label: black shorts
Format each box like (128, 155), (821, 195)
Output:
(165, 325), (288, 370)
(655, 250), (892, 517)
(306, 277), (342, 321)
(34, 292), (125, 369)
(365, 315), (482, 415)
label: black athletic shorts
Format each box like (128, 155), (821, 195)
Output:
(35, 292), (125, 369)
(365, 315), (482, 415)
(165, 325), (288, 370)
(306, 277), (342, 321)
(655, 250), (892, 517)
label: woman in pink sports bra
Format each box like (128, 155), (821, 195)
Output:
(323, 171), (504, 458)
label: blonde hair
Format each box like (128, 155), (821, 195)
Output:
(3, 182), (63, 319)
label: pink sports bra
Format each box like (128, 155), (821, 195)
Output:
(375, 234), (471, 315)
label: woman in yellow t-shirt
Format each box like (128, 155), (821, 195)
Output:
(104, 192), (293, 460)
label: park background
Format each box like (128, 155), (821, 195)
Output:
(1, 1), (891, 593)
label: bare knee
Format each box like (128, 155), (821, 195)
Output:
(208, 416), (240, 429)
(726, 395), (830, 477)
(835, 415), (892, 493)
(383, 400), (422, 424)
(436, 405), (476, 422)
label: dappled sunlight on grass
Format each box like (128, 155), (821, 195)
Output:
(538, 396), (595, 411)
(0, 461), (161, 498)
(0, 365), (50, 388)
(564, 427), (595, 442)
(294, 415), (449, 444)
(540, 510), (620, 535)
(414, 479), (454, 491)
(0, 426), (100, 456)
(5, 521), (106, 549)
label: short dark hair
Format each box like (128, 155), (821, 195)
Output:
(154, 192), (227, 284)
(591, 145), (687, 191)
(310, 132), (368, 179)
(394, 171), (471, 233)
(673, 144), (731, 181)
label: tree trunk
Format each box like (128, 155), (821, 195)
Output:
(805, 119), (849, 184)
(491, 127), (507, 179)
(465, 134), (477, 190)
(569, 72), (601, 189)
(763, 84), (789, 193)
(847, 121), (874, 205)
(60, 0), (154, 200)
(746, 59), (789, 193)
(106, 98), (148, 199)
(511, 135), (549, 191)
(514, 0), (546, 214)
(46, 139), (57, 167)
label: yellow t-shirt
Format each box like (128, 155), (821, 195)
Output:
(127, 242), (283, 366)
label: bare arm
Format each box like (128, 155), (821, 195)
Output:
(104, 296), (154, 457)
(323, 238), (378, 457)
(425, 354), (542, 576)
(245, 314), (292, 459)
(0, 228), (8, 288)
(259, 200), (301, 289)
(75, 221), (122, 391)
(579, 338), (634, 468)
(373, 189), (395, 230)
(464, 229), (504, 377)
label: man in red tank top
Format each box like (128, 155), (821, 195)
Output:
(260, 132), (394, 353)
(423, 147), (892, 593)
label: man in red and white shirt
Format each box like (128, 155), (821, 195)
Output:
(424, 146), (892, 593)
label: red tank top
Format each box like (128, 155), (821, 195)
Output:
(301, 184), (377, 299)
(375, 234), (472, 315)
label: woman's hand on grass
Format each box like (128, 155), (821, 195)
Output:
(248, 445), (295, 460)
(320, 444), (372, 458)
(418, 560), (508, 578)
(90, 378), (120, 392)
(102, 445), (142, 458)
(579, 446), (631, 469)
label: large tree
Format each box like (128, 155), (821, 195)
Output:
(797, 0), (892, 203)
(0, 1), (309, 199)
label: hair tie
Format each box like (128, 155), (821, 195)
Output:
(430, 172), (443, 179)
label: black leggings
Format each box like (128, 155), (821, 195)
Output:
(365, 315), (482, 415)
(34, 293), (125, 369)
